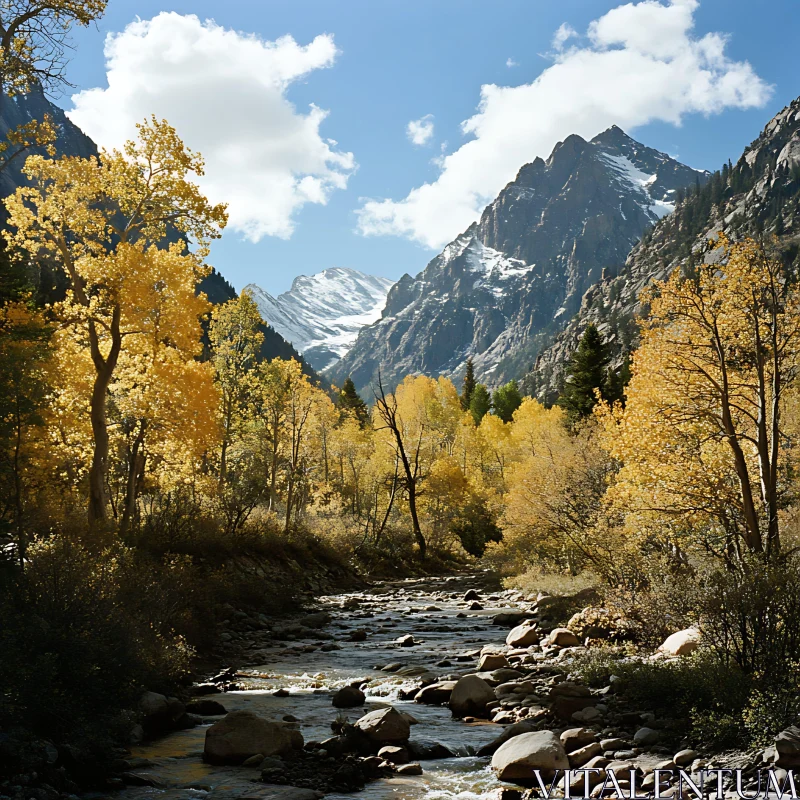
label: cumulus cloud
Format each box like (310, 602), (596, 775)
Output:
(68, 13), (354, 241)
(406, 114), (435, 146)
(356, 0), (772, 249)
(506, 57), (519, 68)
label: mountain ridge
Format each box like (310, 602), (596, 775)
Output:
(330, 126), (708, 396)
(245, 267), (394, 373)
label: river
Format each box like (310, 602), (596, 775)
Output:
(116, 573), (531, 800)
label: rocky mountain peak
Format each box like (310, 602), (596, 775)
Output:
(329, 128), (708, 396)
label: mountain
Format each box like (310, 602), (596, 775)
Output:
(330, 126), (708, 396)
(245, 268), (394, 373)
(199, 269), (320, 382)
(526, 96), (800, 401)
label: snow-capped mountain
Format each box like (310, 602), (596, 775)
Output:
(527, 96), (800, 401)
(330, 125), (708, 395)
(245, 268), (395, 372)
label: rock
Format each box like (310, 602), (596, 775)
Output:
(349, 629), (368, 642)
(771, 727), (800, 767)
(332, 686), (366, 708)
(572, 707), (602, 723)
(355, 707), (411, 743)
(506, 623), (540, 648)
(569, 742), (602, 767)
(551, 695), (596, 719)
(491, 731), (570, 784)
(547, 628), (581, 647)
(138, 691), (170, 718)
(243, 753), (265, 767)
(658, 628), (701, 656)
(299, 611), (331, 629)
(464, 589), (481, 601)
(673, 749), (697, 767)
(493, 612), (536, 627)
(633, 727), (660, 746)
(560, 728), (597, 753)
(477, 721), (539, 756)
(186, 699), (227, 716)
(378, 745), (409, 764)
(408, 739), (455, 760)
(449, 675), (496, 718)
(600, 738), (627, 751)
(469, 601), (484, 610)
(204, 710), (301, 764)
(396, 762), (423, 775)
(190, 683), (222, 695)
(479, 653), (510, 671)
(414, 681), (456, 704)
(241, 788), (323, 800)
(396, 635), (416, 647)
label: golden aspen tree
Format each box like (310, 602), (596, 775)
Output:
(604, 237), (800, 560)
(5, 117), (227, 524)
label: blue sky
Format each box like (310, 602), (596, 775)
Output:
(61, 0), (800, 295)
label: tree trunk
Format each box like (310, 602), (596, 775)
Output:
(87, 311), (122, 526)
(120, 421), (147, 537)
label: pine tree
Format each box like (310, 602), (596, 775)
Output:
(557, 324), (610, 423)
(461, 358), (476, 411)
(492, 380), (523, 423)
(338, 377), (369, 426)
(469, 384), (491, 425)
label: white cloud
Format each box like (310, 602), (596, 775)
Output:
(356, 0), (772, 249)
(551, 23), (577, 51)
(68, 13), (354, 242)
(506, 57), (519, 68)
(406, 114), (435, 146)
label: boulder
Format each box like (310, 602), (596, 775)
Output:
(414, 681), (456, 705)
(506, 623), (540, 648)
(560, 728), (597, 753)
(408, 740), (455, 760)
(491, 731), (570, 784)
(477, 720), (539, 756)
(493, 611), (536, 627)
(658, 628), (700, 656)
(396, 635), (416, 647)
(479, 653), (510, 671)
(186, 699), (227, 716)
(332, 686), (366, 708)
(299, 611), (331, 629)
(396, 763), (423, 775)
(547, 628), (581, 647)
(633, 727), (660, 746)
(464, 589), (481, 601)
(378, 745), (409, 764)
(568, 741), (601, 767)
(449, 675), (496, 718)
(354, 707), (410, 743)
(204, 710), (301, 764)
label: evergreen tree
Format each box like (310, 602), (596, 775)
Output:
(557, 324), (610, 423)
(338, 377), (369, 426)
(492, 380), (523, 423)
(604, 354), (632, 407)
(469, 384), (491, 425)
(461, 358), (476, 411)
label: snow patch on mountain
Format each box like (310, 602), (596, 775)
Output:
(245, 268), (395, 372)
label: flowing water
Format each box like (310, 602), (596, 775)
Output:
(117, 573), (532, 800)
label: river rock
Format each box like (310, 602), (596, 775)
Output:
(449, 675), (496, 718)
(633, 727), (660, 746)
(464, 589), (481, 601)
(355, 707), (410, 743)
(560, 728), (597, 753)
(491, 731), (570, 784)
(299, 611), (331, 629)
(396, 634), (416, 647)
(378, 745), (409, 764)
(408, 739), (455, 760)
(332, 686), (366, 708)
(186, 699), (227, 716)
(658, 628), (700, 656)
(204, 710), (301, 764)
(569, 741), (601, 767)
(506, 623), (540, 648)
(493, 611), (536, 627)
(414, 681), (456, 704)
(547, 628), (581, 647)
(477, 720), (539, 756)
(479, 653), (510, 671)
(396, 763), (423, 775)
(673, 749), (697, 767)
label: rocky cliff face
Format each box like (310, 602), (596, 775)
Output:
(525, 96), (800, 401)
(329, 127), (707, 396)
(245, 268), (394, 373)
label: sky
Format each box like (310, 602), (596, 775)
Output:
(59, 0), (800, 295)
